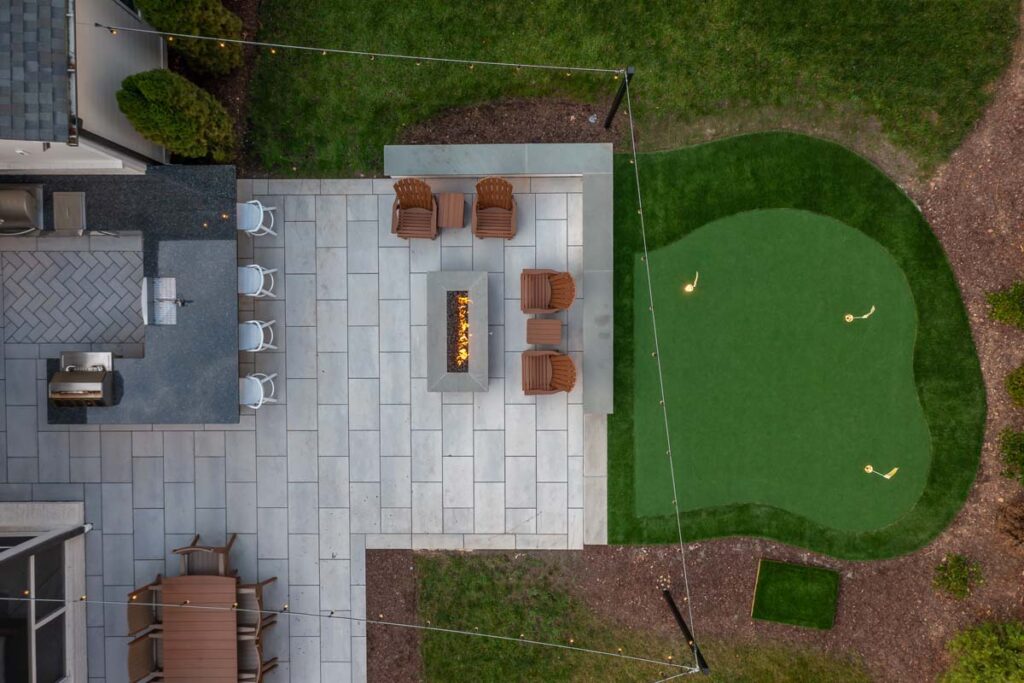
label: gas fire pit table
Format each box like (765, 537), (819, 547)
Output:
(426, 270), (489, 392)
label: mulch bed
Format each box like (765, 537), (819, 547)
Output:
(399, 98), (627, 149)
(368, 7), (1024, 682)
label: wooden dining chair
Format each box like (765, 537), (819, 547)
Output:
(173, 533), (238, 576)
(127, 630), (163, 683)
(238, 639), (279, 682)
(237, 576), (277, 640)
(127, 575), (163, 636)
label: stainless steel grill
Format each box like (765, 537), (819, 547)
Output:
(48, 352), (114, 407)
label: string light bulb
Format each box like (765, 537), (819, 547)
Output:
(167, 35), (173, 42)
(22, 590), (29, 596)
(109, 28), (117, 35)
(270, 47), (277, 55)
(79, 595), (87, 601)
(218, 42), (226, 48)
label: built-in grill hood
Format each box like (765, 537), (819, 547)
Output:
(48, 352), (114, 407)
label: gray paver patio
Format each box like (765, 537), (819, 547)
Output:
(0, 157), (609, 682)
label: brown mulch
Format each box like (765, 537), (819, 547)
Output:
(399, 98), (626, 148)
(368, 7), (1024, 682)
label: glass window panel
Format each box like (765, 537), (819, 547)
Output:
(35, 612), (65, 683)
(33, 544), (64, 621)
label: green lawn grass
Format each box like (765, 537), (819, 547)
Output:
(248, 0), (1018, 176)
(609, 132), (986, 559)
(751, 560), (840, 630)
(416, 553), (869, 681)
(634, 209), (931, 532)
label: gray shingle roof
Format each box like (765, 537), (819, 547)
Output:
(0, 0), (72, 142)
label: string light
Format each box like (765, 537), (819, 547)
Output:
(0, 595), (691, 672)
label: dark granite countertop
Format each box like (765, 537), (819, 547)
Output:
(6, 166), (242, 425)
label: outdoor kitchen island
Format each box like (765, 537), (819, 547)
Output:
(33, 166), (240, 425)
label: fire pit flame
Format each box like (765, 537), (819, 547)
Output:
(455, 293), (470, 368)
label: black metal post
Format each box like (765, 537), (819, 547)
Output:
(603, 66), (635, 129)
(662, 589), (710, 674)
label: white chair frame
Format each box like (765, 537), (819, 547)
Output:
(239, 373), (278, 410)
(238, 264), (277, 298)
(238, 320), (277, 352)
(237, 200), (277, 237)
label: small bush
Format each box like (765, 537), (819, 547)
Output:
(933, 554), (983, 599)
(942, 621), (1024, 682)
(987, 282), (1024, 329)
(137, 0), (242, 77)
(999, 501), (1024, 549)
(117, 69), (235, 162)
(1000, 429), (1024, 484)
(1006, 365), (1024, 406)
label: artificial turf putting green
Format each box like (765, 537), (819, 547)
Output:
(608, 133), (986, 559)
(751, 559), (840, 630)
(634, 209), (931, 532)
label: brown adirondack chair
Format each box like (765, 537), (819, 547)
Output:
(521, 350), (576, 395)
(173, 533), (237, 576)
(391, 178), (438, 239)
(520, 269), (576, 313)
(472, 177), (517, 239)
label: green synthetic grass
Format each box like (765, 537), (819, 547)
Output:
(751, 560), (840, 630)
(248, 0), (1018, 176)
(634, 209), (931, 532)
(416, 553), (870, 682)
(609, 132), (986, 559)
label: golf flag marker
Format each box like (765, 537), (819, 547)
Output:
(844, 305), (876, 324)
(864, 464), (899, 479)
(682, 271), (699, 294)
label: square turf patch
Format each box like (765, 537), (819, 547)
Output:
(751, 560), (840, 629)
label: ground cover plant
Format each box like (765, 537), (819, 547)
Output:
(248, 0), (1017, 176)
(933, 554), (983, 599)
(942, 621), (1024, 682)
(999, 429), (1024, 484)
(1006, 365), (1024, 406)
(609, 132), (986, 559)
(986, 281), (1024, 329)
(415, 553), (870, 682)
(117, 70), (235, 162)
(750, 560), (839, 629)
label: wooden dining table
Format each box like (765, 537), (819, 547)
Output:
(160, 575), (238, 681)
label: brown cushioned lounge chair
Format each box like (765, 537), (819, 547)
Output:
(520, 269), (576, 313)
(521, 350), (576, 395)
(391, 178), (438, 240)
(472, 177), (517, 239)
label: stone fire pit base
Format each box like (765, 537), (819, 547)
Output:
(426, 270), (489, 392)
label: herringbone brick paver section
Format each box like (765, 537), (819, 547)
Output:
(2, 252), (144, 343)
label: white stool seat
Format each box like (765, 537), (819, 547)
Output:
(239, 320), (276, 352)
(238, 265), (276, 297)
(239, 373), (277, 409)
(237, 200), (277, 237)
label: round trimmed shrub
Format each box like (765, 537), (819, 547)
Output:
(987, 282), (1024, 329)
(1006, 365), (1024, 406)
(942, 621), (1024, 682)
(137, 0), (242, 77)
(117, 69), (235, 162)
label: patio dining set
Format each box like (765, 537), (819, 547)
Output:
(125, 534), (278, 682)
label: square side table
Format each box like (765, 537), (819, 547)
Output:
(526, 317), (562, 346)
(437, 192), (465, 229)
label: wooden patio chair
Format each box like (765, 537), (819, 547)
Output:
(127, 631), (163, 683)
(173, 533), (237, 576)
(237, 577), (278, 640)
(391, 178), (438, 240)
(238, 639), (279, 682)
(127, 575), (163, 636)
(520, 269), (576, 313)
(472, 177), (517, 239)
(521, 350), (577, 395)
